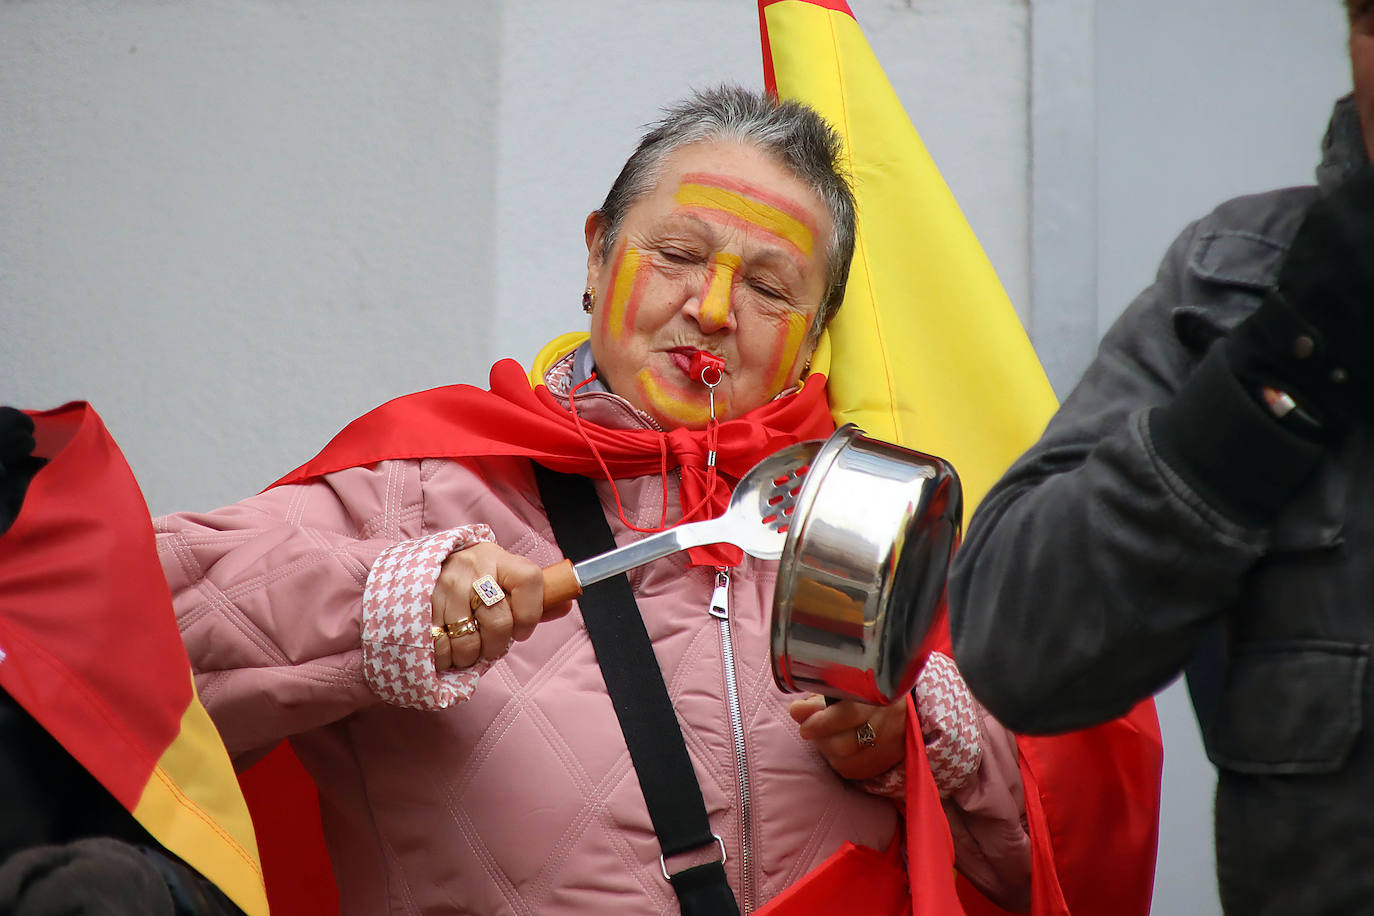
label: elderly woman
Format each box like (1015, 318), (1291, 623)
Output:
(156, 86), (1029, 914)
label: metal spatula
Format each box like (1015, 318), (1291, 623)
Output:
(541, 439), (822, 606)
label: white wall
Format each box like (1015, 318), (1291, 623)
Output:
(1, 0), (501, 513)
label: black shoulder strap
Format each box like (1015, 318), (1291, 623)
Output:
(532, 462), (740, 916)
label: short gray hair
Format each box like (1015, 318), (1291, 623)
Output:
(595, 85), (856, 340)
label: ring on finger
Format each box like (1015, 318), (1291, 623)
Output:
(471, 574), (505, 608)
(856, 722), (877, 749)
(431, 625), (448, 645)
(445, 616), (481, 640)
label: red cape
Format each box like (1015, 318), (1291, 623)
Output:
(757, 627), (1162, 916)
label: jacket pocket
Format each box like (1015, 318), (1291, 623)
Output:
(1206, 640), (1368, 775)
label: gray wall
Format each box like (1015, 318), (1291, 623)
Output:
(1, 1), (503, 512)
(0, 2), (1356, 912)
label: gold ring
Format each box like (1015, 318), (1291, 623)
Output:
(431, 625), (447, 644)
(471, 574), (505, 608)
(856, 722), (877, 749)
(445, 617), (480, 640)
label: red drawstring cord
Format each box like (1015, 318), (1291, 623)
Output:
(566, 372), (723, 533)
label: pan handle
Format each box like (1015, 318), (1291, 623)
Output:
(541, 559), (583, 607)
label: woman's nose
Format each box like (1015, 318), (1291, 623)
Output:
(689, 254), (740, 333)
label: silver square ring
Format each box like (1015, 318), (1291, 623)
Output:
(472, 574), (506, 608)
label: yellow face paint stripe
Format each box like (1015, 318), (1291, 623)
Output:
(681, 171), (822, 235)
(603, 246), (643, 342)
(674, 182), (815, 257)
(700, 251), (742, 328)
(768, 312), (810, 393)
(636, 368), (718, 427)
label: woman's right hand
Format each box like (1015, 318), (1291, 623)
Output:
(431, 542), (573, 670)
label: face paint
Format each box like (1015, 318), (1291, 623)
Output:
(601, 246), (646, 342)
(767, 312), (810, 393)
(698, 251), (742, 329)
(674, 172), (818, 268)
(635, 367), (725, 427)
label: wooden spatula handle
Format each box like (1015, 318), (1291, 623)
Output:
(542, 559), (583, 608)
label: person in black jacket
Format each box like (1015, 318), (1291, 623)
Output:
(949, 3), (1374, 913)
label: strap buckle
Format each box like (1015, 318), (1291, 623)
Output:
(660, 834), (728, 882)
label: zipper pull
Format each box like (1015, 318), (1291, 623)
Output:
(708, 568), (730, 619)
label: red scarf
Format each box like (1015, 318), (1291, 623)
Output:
(272, 359), (835, 566)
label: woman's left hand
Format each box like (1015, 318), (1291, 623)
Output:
(788, 695), (907, 781)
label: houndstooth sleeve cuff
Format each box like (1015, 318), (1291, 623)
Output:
(362, 525), (496, 710)
(915, 651), (983, 797)
(860, 651), (984, 800)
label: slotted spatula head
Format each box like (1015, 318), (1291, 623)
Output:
(540, 438), (825, 606)
(725, 439), (821, 560)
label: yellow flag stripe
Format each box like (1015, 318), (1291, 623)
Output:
(764, 0), (1058, 510)
(133, 689), (268, 916)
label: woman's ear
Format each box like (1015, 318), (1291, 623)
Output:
(585, 212), (607, 275)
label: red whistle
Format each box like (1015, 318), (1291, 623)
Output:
(689, 351), (725, 385)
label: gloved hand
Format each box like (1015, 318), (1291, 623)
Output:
(1224, 165), (1374, 432)
(0, 407), (46, 535)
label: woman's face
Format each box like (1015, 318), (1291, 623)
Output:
(584, 140), (833, 428)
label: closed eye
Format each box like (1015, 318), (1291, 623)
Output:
(749, 278), (787, 299)
(660, 248), (701, 264)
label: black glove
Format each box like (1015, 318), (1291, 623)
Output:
(1224, 165), (1374, 432)
(0, 407), (46, 535)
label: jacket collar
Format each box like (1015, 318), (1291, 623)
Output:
(1317, 93), (1370, 194)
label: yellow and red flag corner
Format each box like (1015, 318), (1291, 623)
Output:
(0, 402), (269, 916)
(759, 0), (1058, 513)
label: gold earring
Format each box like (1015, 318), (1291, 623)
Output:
(582, 286), (596, 313)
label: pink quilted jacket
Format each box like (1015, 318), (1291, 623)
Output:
(155, 368), (1028, 914)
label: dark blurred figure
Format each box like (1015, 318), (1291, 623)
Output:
(949, 3), (1374, 914)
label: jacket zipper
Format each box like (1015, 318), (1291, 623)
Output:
(709, 567), (754, 913)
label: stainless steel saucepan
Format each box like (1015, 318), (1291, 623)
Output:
(769, 424), (962, 706)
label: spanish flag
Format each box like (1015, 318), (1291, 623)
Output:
(760, 0), (1057, 511)
(0, 402), (269, 916)
(758, 3), (1162, 914)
